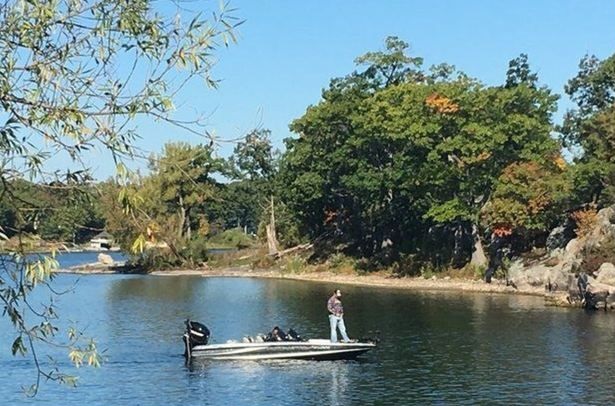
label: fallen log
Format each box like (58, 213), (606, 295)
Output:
(269, 243), (313, 259)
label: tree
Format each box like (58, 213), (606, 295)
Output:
(110, 142), (228, 268)
(561, 53), (615, 205)
(37, 182), (105, 243)
(417, 55), (559, 266)
(281, 43), (559, 271)
(282, 37), (438, 261)
(223, 128), (293, 247)
(354, 36), (424, 87)
(0, 0), (241, 393)
(481, 158), (571, 238)
(232, 128), (277, 181)
(148, 142), (226, 241)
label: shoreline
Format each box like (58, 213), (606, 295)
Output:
(59, 263), (552, 298)
(162, 268), (547, 297)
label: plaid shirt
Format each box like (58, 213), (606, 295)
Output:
(327, 295), (344, 317)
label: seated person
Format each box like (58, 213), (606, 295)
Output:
(265, 326), (287, 342)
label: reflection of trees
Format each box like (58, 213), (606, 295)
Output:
(106, 275), (201, 302)
(104, 275), (205, 347)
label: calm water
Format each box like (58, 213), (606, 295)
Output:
(2, 269), (615, 404)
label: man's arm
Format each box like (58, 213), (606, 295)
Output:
(327, 297), (335, 314)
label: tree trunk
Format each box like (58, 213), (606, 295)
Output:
(266, 195), (279, 255)
(178, 195), (186, 240)
(471, 224), (488, 268)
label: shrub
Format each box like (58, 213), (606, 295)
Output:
(328, 253), (356, 274)
(390, 254), (429, 277)
(251, 253), (276, 269)
(580, 237), (615, 274)
(182, 238), (209, 265)
(130, 248), (182, 270)
(282, 255), (306, 274)
(572, 207), (598, 238)
(208, 228), (255, 249)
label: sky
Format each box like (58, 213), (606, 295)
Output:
(80, 0), (615, 179)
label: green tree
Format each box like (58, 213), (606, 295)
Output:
(148, 142), (226, 241)
(0, 0), (241, 393)
(281, 43), (559, 270)
(232, 128), (277, 181)
(37, 181), (105, 243)
(417, 55), (559, 265)
(282, 37), (433, 260)
(354, 36), (424, 87)
(221, 128), (284, 238)
(561, 53), (615, 205)
(481, 159), (571, 237)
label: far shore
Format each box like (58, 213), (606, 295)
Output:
(153, 267), (549, 296)
(58, 263), (557, 300)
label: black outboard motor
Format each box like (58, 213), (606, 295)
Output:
(184, 319), (210, 359)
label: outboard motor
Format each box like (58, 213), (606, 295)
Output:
(184, 320), (210, 360)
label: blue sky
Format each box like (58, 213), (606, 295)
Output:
(85, 0), (615, 179)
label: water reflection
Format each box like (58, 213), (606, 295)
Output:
(326, 362), (350, 406)
(4, 275), (615, 405)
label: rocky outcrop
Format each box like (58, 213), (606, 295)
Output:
(595, 263), (615, 285)
(98, 253), (114, 265)
(546, 224), (575, 251)
(507, 205), (615, 310)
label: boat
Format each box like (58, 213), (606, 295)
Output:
(183, 320), (376, 361)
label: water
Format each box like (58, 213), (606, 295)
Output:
(2, 268), (615, 404)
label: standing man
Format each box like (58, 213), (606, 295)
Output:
(327, 289), (351, 343)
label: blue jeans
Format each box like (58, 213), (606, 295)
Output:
(329, 314), (350, 343)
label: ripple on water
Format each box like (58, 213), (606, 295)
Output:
(2, 275), (615, 405)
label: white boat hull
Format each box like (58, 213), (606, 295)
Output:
(188, 339), (375, 361)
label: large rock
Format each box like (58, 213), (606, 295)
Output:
(580, 206), (615, 251)
(595, 206), (615, 237)
(546, 226), (574, 251)
(596, 263), (615, 286)
(585, 280), (615, 310)
(508, 260), (563, 290)
(98, 253), (114, 265)
(565, 238), (583, 258)
(544, 267), (570, 291)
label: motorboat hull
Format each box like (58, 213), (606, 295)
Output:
(186, 339), (375, 361)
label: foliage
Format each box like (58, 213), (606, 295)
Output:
(182, 238), (210, 266)
(0, 178), (105, 245)
(561, 54), (615, 205)
(109, 142), (229, 269)
(280, 39), (559, 268)
(482, 160), (571, 234)
(208, 228), (255, 249)
(223, 128), (280, 236)
(280, 254), (307, 274)
(146, 142), (227, 241)
(580, 237), (615, 274)
(0, 0), (241, 393)
(571, 206), (598, 238)
(231, 128), (278, 181)
(354, 36), (424, 86)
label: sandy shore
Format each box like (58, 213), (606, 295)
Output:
(57, 262), (566, 303)
(148, 266), (548, 297)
